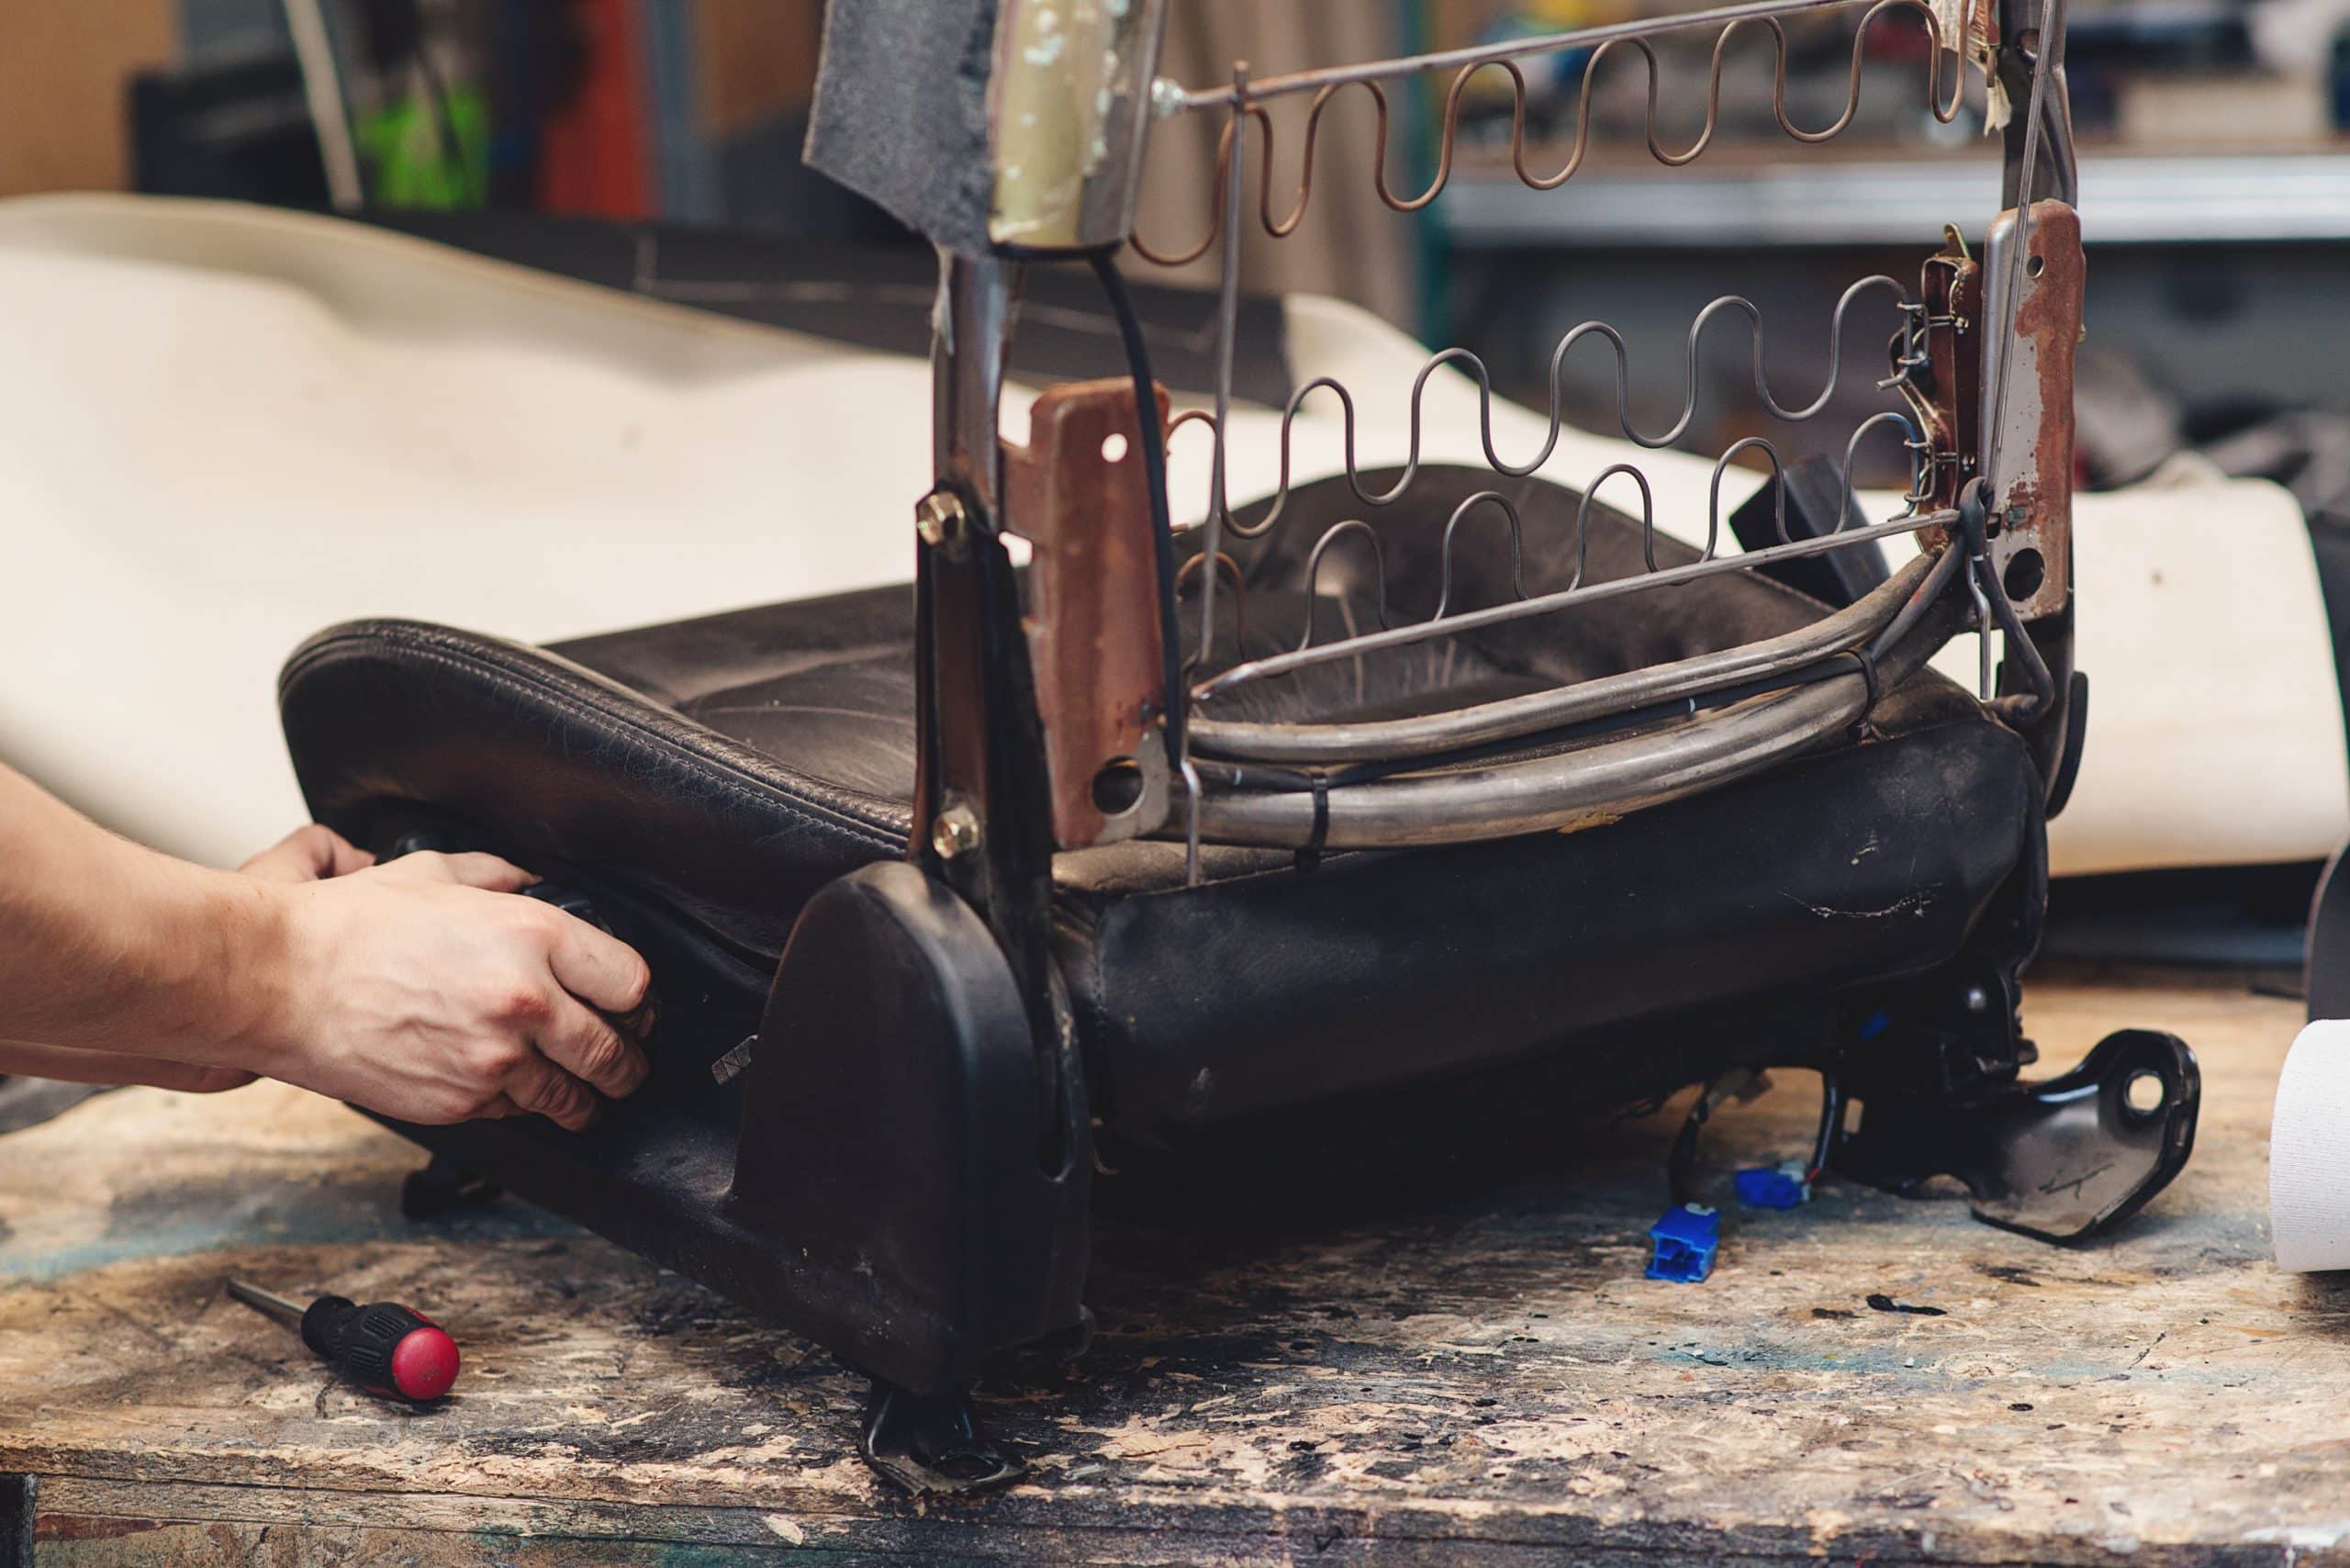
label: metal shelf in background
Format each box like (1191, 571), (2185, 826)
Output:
(1435, 151), (2350, 247)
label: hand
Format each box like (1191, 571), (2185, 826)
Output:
(240, 823), (376, 883)
(257, 849), (654, 1132)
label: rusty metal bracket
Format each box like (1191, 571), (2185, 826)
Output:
(1002, 377), (1174, 848)
(1979, 199), (2083, 622)
(1896, 229), (1982, 527)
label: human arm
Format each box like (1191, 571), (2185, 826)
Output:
(0, 764), (652, 1129)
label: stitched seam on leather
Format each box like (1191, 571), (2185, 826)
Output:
(375, 641), (912, 852)
(287, 627), (911, 854)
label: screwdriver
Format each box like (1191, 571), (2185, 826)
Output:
(226, 1279), (461, 1403)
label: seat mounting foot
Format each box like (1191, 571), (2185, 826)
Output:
(859, 1381), (1024, 1495)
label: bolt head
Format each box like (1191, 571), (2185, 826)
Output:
(915, 491), (966, 547)
(932, 804), (981, 860)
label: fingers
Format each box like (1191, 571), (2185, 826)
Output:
(498, 1050), (601, 1132)
(533, 993), (650, 1100)
(240, 823), (375, 883)
(315, 828), (376, 878)
(390, 850), (539, 894)
(544, 916), (653, 1018)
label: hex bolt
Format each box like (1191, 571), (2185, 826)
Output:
(915, 491), (967, 548)
(932, 803), (982, 860)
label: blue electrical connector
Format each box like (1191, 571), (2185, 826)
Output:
(1645, 1204), (1721, 1282)
(1734, 1159), (1813, 1210)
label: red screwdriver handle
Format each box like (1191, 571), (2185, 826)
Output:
(298, 1295), (461, 1402)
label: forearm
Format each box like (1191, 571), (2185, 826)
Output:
(0, 1038), (256, 1093)
(0, 764), (290, 1070)
(0, 767), (652, 1130)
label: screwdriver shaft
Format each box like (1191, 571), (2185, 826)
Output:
(227, 1278), (308, 1327)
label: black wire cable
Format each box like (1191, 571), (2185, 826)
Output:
(1668, 1077), (1718, 1208)
(1087, 250), (1189, 767)
(1807, 1073), (1844, 1183)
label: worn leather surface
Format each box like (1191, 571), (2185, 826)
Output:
(281, 466), (2036, 1135)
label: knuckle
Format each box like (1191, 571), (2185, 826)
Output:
(485, 981), (550, 1027)
(515, 902), (567, 948)
(466, 1036), (526, 1079)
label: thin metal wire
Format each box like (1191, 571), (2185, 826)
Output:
(1296, 521), (1392, 651)
(1136, 0), (1972, 265)
(1175, 551), (1248, 649)
(1181, 379), (1930, 678)
(1433, 492), (1528, 619)
(1181, 73), (1250, 882)
(1210, 277), (1919, 551)
(1169, 0), (1896, 106)
(1180, 292), (1932, 677)
(1199, 507), (1952, 701)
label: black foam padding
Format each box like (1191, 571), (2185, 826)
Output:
(802, 0), (999, 257)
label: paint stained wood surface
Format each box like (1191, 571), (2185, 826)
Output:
(2, 970), (2340, 1564)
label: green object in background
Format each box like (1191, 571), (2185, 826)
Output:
(357, 84), (490, 209)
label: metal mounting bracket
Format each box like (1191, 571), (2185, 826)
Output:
(1835, 1029), (2199, 1242)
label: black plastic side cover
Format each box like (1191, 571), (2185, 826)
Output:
(733, 861), (1091, 1394)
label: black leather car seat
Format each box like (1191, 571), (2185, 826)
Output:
(282, 465), (2038, 1147)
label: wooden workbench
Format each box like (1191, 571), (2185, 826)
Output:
(2, 969), (2341, 1565)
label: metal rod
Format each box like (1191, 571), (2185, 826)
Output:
(1181, 71), (1249, 885)
(1167, 0), (1884, 108)
(1191, 81), (1248, 667)
(1188, 554), (1930, 767)
(932, 250), (1011, 510)
(1165, 584), (1963, 851)
(1198, 510), (1953, 699)
(227, 1278), (308, 1327)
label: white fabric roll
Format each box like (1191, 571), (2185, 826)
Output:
(2271, 1019), (2350, 1271)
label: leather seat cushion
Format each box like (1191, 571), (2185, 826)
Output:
(280, 468), (2036, 1135)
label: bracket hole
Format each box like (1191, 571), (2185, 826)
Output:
(1101, 432), (1130, 464)
(2002, 546), (2046, 602)
(2025, 253), (2045, 279)
(1091, 756), (1146, 816)
(2123, 1071), (2167, 1116)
